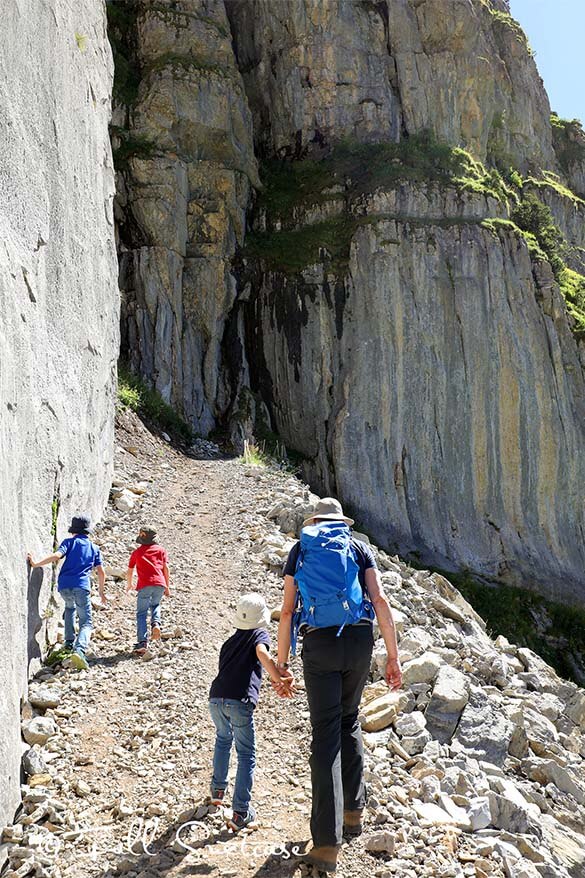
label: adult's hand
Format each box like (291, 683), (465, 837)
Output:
(386, 656), (402, 690)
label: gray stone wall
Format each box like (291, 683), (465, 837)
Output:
(0, 0), (119, 827)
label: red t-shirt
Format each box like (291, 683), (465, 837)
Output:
(128, 544), (168, 590)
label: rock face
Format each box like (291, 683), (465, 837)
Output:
(241, 192), (585, 601)
(0, 0), (118, 830)
(112, 0), (258, 434)
(110, 1), (585, 602)
(226, 0), (555, 168)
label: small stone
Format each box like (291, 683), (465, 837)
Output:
(365, 830), (395, 854)
(28, 774), (53, 788)
(74, 779), (91, 797)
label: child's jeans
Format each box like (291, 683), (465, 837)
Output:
(60, 588), (93, 654)
(136, 585), (165, 642)
(209, 698), (256, 815)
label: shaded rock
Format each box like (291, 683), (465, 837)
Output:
(22, 749), (46, 778)
(425, 664), (469, 743)
(454, 689), (514, 766)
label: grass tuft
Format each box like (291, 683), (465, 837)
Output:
(241, 440), (268, 467)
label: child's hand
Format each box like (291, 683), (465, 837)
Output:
(27, 553), (36, 568)
(164, 587), (171, 597)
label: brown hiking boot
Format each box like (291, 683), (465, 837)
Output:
(302, 845), (340, 873)
(343, 809), (364, 836)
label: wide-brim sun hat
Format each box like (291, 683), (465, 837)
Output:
(233, 592), (271, 630)
(302, 497), (354, 528)
(68, 515), (92, 534)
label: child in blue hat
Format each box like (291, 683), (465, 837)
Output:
(28, 514), (106, 669)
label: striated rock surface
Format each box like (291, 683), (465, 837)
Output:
(240, 182), (585, 602)
(226, 0), (555, 168)
(0, 0), (118, 829)
(112, 0), (258, 434)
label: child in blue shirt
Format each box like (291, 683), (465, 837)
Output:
(28, 514), (106, 670)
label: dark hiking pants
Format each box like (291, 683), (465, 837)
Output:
(302, 624), (374, 847)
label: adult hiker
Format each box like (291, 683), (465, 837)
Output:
(275, 497), (402, 873)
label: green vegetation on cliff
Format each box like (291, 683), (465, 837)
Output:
(443, 571), (585, 686)
(246, 133), (514, 273)
(118, 364), (193, 443)
(257, 133), (513, 220)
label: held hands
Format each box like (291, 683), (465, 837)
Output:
(271, 667), (296, 699)
(26, 553), (36, 569)
(386, 656), (403, 690)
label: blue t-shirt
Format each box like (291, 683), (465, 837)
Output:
(57, 535), (103, 592)
(209, 628), (271, 706)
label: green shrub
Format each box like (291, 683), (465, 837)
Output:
(257, 132), (514, 223)
(559, 268), (585, 337)
(511, 194), (567, 278)
(117, 363), (194, 444)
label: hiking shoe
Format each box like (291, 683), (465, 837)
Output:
(67, 651), (89, 671)
(209, 785), (227, 806)
(302, 845), (340, 873)
(343, 809), (363, 836)
(226, 806), (257, 832)
(133, 641), (148, 655)
(151, 625), (162, 641)
(64, 642), (74, 652)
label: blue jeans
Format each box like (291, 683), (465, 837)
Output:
(136, 586), (165, 642)
(60, 588), (93, 654)
(209, 698), (256, 814)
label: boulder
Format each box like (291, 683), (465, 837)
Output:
(364, 830), (395, 854)
(361, 691), (409, 732)
(467, 796), (492, 831)
(454, 689), (514, 766)
(22, 717), (57, 746)
(402, 652), (443, 686)
(424, 664), (469, 743)
(394, 711), (427, 738)
(28, 683), (61, 711)
(488, 792), (541, 836)
(22, 748), (46, 777)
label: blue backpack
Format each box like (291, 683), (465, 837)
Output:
(291, 521), (374, 654)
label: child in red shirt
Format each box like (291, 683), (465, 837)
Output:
(126, 527), (170, 654)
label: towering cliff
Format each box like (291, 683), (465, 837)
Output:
(110, 0), (258, 434)
(0, 0), (119, 828)
(110, 0), (585, 604)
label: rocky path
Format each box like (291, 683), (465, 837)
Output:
(6, 409), (585, 878)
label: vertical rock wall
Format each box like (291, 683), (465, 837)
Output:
(113, 0), (258, 434)
(0, 0), (119, 827)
